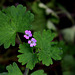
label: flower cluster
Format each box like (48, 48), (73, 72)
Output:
(24, 30), (37, 47)
(24, 30), (32, 39)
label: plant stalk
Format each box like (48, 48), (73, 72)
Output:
(23, 68), (29, 75)
(16, 33), (29, 75)
(16, 33), (22, 44)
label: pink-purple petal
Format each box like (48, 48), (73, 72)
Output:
(25, 30), (32, 38)
(31, 38), (37, 42)
(28, 40), (31, 44)
(25, 30), (29, 33)
(30, 44), (33, 47)
(33, 43), (36, 46)
(26, 37), (29, 39)
(24, 35), (29, 39)
(28, 31), (31, 34)
(24, 31), (37, 47)
(24, 35), (26, 38)
(29, 34), (32, 37)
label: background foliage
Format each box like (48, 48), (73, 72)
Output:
(0, 0), (75, 75)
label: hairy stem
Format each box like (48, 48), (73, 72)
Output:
(16, 33), (29, 75)
(23, 68), (29, 75)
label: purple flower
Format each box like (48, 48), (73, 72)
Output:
(28, 38), (37, 47)
(24, 30), (32, 39)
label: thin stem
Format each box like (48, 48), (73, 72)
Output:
(16, 33), (29, 75)
(16, 33), (22, 44)
(23, 68), (29, 75)
(56, 11), (75, 25)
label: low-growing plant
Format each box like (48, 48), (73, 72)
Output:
(0, 4), (62, 75)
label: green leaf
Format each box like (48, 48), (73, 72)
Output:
(56, 41), (67, 56)
(17, 43), (38, 70)
(31, 70), (47, 75)
(46, 0), (55, 8)
(0, 4), (34, 48)
(49, 16), (59, 24)
(31, 15), (46, 32)
(31, 2), (46, 32)
(57, 41), (75, 55)
(61, 26), (75, 43)
(47, 20), (57, 31)
(31, 2), (44, 15)
(6, 62), (23, 75)
(33, 30), (62, 66)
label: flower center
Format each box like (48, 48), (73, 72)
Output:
(26, 34), (29, 36)
(31, 41), (33, 43)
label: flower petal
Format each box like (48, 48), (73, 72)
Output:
(28, 30), (31, 34)
(25, 30), (29, 34)
(28, 40), (31, 44)
(24, 35), (29, 39)
(30, 44), (33, 47)
(31, 38), (37, 42)
(29, 34), (32, 37)
(33, 43), (36, 46)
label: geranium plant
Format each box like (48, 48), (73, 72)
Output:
(0, 4), (62, 75)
